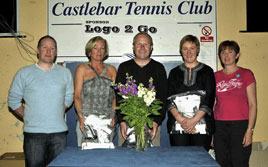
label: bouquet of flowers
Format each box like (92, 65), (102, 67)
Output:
(113, 73), (162, 151)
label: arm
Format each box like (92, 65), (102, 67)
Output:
(110, 95), (116, 127)
(243, 82), (257, 147)
(199, 67), (216, 115)
(115, 64), (126, 124)
(74, 65), (85, 131)
(110, 65), (117, 127)
(9, 105), (24, 122)
(149, 65), (168, 128)
(150, 122), (159, 140)
(64, 69), (74, 110)
(154, 65), (168, 125)
(15, 105), (24, 117)
(167, 69), (189, 132)
(150, 65), (168, 139)
(170, 108), (186, 124)
(120, 122), (127, 140)
(115, 64), (127, 139)
(8, 69), (25, 122)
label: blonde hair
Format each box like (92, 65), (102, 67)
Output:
(85, 36), (109, 60)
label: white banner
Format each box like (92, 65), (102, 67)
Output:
(48, 0), (217, 70)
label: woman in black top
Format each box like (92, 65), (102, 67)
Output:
(167, 34), (216, 151)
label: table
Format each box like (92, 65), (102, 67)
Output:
(48, 146), (219, 167)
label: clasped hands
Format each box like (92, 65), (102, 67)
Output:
(180, 117), (198, 134)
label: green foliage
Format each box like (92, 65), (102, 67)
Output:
(114, 74), (163, 151)
(117, 95), (162, 129)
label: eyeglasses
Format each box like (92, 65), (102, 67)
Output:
(134, 43), (151, 47)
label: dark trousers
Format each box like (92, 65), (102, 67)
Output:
(169, 133), (212, 151)
(23, 132), (67, 167)
(214, 120), (252, 167)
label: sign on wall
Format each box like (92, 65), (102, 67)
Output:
(48, 0), (217, 70)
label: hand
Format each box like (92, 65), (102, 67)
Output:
(120, 122), (127, 140)
(13, 105), (25, 121)
(175, 116), (189, 132)
(243, 129), (253, 147)
(79, 117), (85, 132)
(211, 135), (214, 148)
(148, 122), (158, 140)
(110, 117), (116, 127)
(181, 118), (197, 134)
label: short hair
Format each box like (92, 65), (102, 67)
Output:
(85, 36), (109, 60)
(132, 32), (153, 46)
(37, 35), (57, 49)
(179, 34), (200, 56)
(218, 40), (240, 67)
(37, 35), (57, 58)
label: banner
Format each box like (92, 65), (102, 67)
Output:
(48, 0), (217, 70)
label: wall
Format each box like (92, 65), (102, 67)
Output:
(0, 0), (46, 154)
(0, 0), (268, 154)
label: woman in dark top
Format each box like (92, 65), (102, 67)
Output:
(167, 34), (216, 151)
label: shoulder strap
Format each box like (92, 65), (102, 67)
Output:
(87, 64), (99, 76)
(100, 64), (110, 76)
(87, 64), (110, 76)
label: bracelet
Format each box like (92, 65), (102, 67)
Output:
(248, 128), (254, 132)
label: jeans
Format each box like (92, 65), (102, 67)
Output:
(23, 132), (67, 167)
(214, 120), (252, 167)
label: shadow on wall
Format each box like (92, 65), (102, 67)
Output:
(64, 60), (182, 147)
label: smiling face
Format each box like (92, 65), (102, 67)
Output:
(181, 41), (199, 66)
(220, 47), (239, 67)
(37, 37), (57, 65)
(179, 35), (200, 67)
(133, 34), (153, 61)
(218, 40), (240, 68)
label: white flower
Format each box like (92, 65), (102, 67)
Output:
(147, 90), (156, 98)
(138, 84), (146, 97)
(144, 90), (156, 106)
(144, 96), (154, 106)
